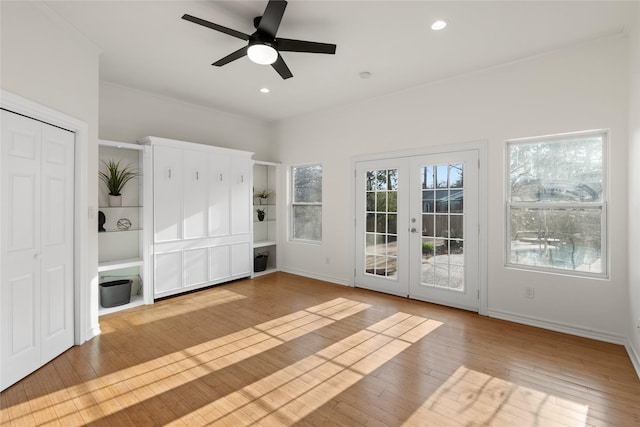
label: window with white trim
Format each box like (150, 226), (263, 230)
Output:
(291, 164), (322, 242)
(506, 130), (606, 277)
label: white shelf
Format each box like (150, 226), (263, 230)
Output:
(253, 240), (276, 248)
(98, 257), (144, 272)
(253, 267), (277, 277)
(99, 294), (144, 316)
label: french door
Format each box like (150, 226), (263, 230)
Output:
(354, 150), (479, 311)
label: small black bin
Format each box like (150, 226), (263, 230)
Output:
(254, 254), (268, 272)
(99, 279), (132, 308)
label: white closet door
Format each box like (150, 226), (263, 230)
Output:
(1, 110), (74, 390)
(40, 124), (75, 364)
(154, 146), (182, 242)
(183, 150), (208, 239)
(208, 153), (230, 236)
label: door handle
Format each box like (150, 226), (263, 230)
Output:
(410, 227), (417, 233)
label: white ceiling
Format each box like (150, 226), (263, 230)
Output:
(45, 1), (636, 122)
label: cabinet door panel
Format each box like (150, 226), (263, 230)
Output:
(230, 157), (251, 235)
(209, 153), (230, 236)
(184, 248), (208, 287)
(154, 252), (182, 294)
(154, 147), (182, 242)
(231, 243), (251, 277)
(210, 246), (230, 281)
(183, 150), (208, 239)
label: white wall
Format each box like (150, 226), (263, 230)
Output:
(1, 1), (101, 340)
(99, 82), (272, 160)
(627, 5), (640, 374)
(273, 35), (630, 342)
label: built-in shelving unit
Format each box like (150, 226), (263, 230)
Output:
(98, 140), (151, 315)
(253, 161), (280, 276)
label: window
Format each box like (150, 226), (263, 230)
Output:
(291, 164), (322, 242)
(506, 130), (606, 277)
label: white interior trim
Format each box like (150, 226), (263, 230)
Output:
(1, 89), (93, 344)
(626, 341), (640, 380)
(489, 308), (626, 345)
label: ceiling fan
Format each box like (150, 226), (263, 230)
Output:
(182, 0), (337, 80)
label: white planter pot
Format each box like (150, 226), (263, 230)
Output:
(109, 194), (122, 207)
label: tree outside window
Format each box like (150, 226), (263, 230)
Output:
(291, 164), (322, 242)
(506, 131), (606, 277)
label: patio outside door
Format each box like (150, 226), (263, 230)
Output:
(354, 150), (479, 311)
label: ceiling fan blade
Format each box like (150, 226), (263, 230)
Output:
(272, 54), (293, 79)
(212, 46), (248, 67)
(182, 14), (249, 41)
(276, 38), (336, 54)
(257, 0), (287, 38)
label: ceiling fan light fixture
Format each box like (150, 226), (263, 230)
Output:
(248, 43), (278, 65)
(431, 20), (447, 31)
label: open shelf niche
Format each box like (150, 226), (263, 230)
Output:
(252, 161), (280, 276)
(98, 140), (152, 315)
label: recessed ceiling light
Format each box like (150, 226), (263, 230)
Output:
(260, 87), (270, 94)
(431, 20), (447, 31)
(359, 71), (372, 79)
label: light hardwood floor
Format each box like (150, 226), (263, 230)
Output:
(2, 272), (639, 426)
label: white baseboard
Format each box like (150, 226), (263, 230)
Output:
(86, 326), (101, 342)
(279, 267), (352, 287)
(488, 309), (626, 345)
(625, 341), (640, 380)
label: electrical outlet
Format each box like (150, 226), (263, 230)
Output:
(524, 287), (535, 299)
(325, 257), (330, 265)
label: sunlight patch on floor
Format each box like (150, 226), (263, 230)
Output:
(401, 365), (589, 427)
(125, 288), (248, 326)
(181, 312), (443, 426)
(5, 297), (371, 425)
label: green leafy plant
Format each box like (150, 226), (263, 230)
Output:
(99, 159), (140, 196)
(254, 189), (273, 199)
(422, 241), (434, 254)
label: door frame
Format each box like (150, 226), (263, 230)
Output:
(1, 89), (92, 345)
(351, 140), (489, 315)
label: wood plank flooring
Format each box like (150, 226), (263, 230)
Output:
(2, 272), (639, 426)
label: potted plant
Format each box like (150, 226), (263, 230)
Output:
(254, 188), (273, 205)
(99, 159), (140, 206)
(256, 208), (266, 222)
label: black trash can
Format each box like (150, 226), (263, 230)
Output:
(99, 279), (132, 308)
(254, 254), (268, 272)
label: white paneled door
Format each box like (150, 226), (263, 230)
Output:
(355, 150), (479, 311)
(1, 110), (75, 390)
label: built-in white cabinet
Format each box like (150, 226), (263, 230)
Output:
(139, 136), (253, 299)
(153, 146), (182, 243)
(208, 154), (231, 236)
(97, 140), (151, 316)
(252, 161), (280, 276)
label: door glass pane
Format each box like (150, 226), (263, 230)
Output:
(363, 168), (399, 279)
(420, 162), (465, 291)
